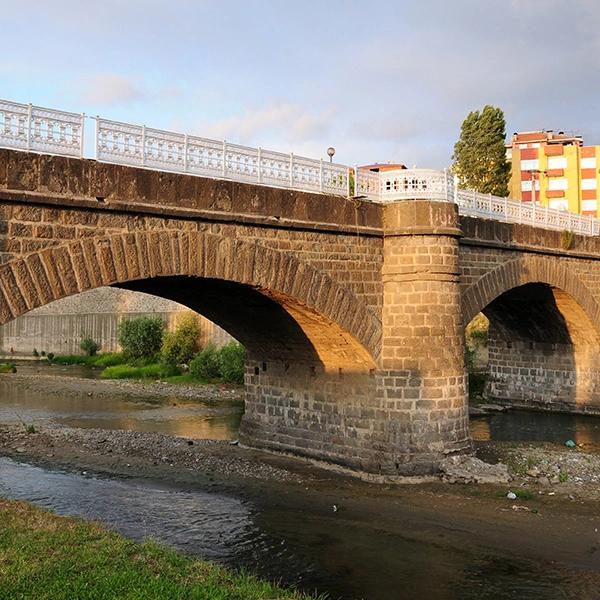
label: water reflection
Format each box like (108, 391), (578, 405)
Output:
(471, 409), (600, 449)
(0, 367), (243, 441)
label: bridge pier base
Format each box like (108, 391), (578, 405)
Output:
(240, 200), (472, 478)
(377, 200), (472, 474)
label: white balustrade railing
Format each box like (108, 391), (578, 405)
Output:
(356, 167), (600, 237)
(95, 117), (349, 196)
(0, 99), (84, 157)
(2, 98), (600, 237)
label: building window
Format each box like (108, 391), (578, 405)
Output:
(582, 200), (598, 212)
(548, 178), (568, 191)
(521, 180), (539, 192)
(547, 156), (567, 169)
(549, 199), (568, 211)
(581, 157), (597, 169)
(582, 178), (597, 190)
(520, 159), (539, 171)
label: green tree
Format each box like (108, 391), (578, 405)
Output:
(189, 344), (220, 380)
(80, 336), (101, 357)
(452, 105), (510, 197)
(118, 316), (165, 360)
(218, 342), (246, 384)
(161, 312), (201, 365)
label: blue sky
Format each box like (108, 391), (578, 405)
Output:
(2, 0), (599, 168)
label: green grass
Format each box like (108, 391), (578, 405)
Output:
(0, 498), (319, 600)
(101, 362), (181, 380)
(51, 353), (127, 367)
(495, 488), (534, 501)
(0, 363), (16, 374)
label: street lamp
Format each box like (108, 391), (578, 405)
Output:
(327, 147), (335, 163)
(529, 169), (546, 205)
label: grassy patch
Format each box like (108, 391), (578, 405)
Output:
(495, 489), (534, 501)
(51, 353), (127, 367)
(0, 498), (318, 600)
(101, 362), (181, 380)
(0, 363), (17, 374)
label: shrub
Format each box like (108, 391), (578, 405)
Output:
(218, 342), (246, 384)
(46, 352), (55, 362)
(189, 344), (220, 381)
(161, 313), (201, 365)
(118, 316), (165, 360)
(80, 336), (101, 357)
(32, 349), (39, 357)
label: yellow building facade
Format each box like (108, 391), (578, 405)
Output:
(508, 131), (600, 216)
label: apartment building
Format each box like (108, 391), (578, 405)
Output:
(507, 130), (600, 216)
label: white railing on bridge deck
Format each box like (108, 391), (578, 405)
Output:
(95, 117), (349, 196)
(0, 99), (84, 158)
(355, 167), (600, 237)
(1, 98), (600, 237)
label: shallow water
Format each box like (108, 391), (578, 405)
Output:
(471, 409), (600, 450)
(1, 456), (598, 600)
(0, 363), (242, 440)
(2, 367), (600, 597)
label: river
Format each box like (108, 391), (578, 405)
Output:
(2, 364), (600, 599)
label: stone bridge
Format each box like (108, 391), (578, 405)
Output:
(2, 149), (600, 477)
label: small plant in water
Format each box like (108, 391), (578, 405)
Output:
(24, 424), (36, 434)
(559, 470), (569, 483)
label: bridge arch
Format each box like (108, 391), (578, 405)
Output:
(462, 255), (600, 413)
(461, 255), (600, 327)
(0, 230), (381, 369)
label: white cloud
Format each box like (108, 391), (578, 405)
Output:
(195, 103), (335, 148)
(80, 74), (145, 106)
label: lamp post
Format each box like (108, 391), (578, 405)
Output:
(529, 168), (546, 205)
(327, 146), (335, 163)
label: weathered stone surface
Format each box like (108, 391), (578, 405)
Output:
(439, 455), (510, 484)
(2, 149), (600, 476)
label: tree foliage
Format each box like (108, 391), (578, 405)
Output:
(118, 316), (165, 360)
(452, 105), (510, 197)
(80, 336), (101, 357)
(189, 343), (220, 380)
(161, 312), (201, 365)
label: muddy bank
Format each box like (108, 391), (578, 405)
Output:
(0, 423), (307, 485)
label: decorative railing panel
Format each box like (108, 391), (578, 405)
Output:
(2, 98), (600, 236)
(96, 118), (349, 196)
(0, 99), (83, 157)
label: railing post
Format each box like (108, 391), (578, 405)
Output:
(141, 125), (146, 167)
(488, 193), (492, 216)
(26, 103), (32, 151)
(94, 116), (99, 159)
(453, 175), (458, 204)
(532, 196), (536, 224)
(319, 159), (323, 192)
(289, 152), (294, 188)
(257, 147), (262, 184)
(222, 140), (227, 177)
(354, 165), (358, 198)
(79, 113), (85, 158)
(346, 167), (351, 197)
(183, 134), (188, 172)
(504, 196), (508, 221)
(443, 168), (448, 201)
